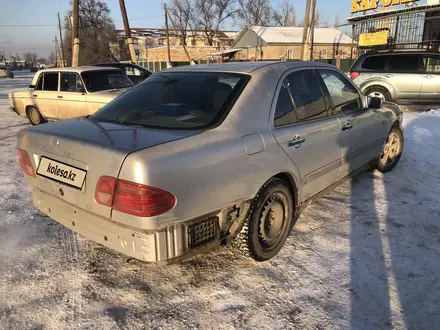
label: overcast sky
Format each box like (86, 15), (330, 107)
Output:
(0, 0), (428, 58)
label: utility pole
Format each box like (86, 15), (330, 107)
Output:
(164, 3), (172, 68)
(71, 0), (80, 67)
(167, 9), (194, 64)
(309, 0), (317, 61)
(119, 0), (137, 64)
(300, 0), (312, 61)
(57, 12), (65, 67)
(54, 36), (58, 67)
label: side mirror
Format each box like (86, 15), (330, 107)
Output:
(368, 96), (383, 109)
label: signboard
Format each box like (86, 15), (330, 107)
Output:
(359, 30), (389, 46)
(351, 0), (419, 14)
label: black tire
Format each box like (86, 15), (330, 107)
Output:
(26, 106), (45, 125)
(233, 178), (295, 262)
(365, 86), (391, 102)
(377, 126), (404, 173)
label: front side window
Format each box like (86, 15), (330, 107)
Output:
(318, 70), (361, 114)
(43, 73), (59, 91)
(423, 56), (440, 73)
(286, 70), (328, 122)
(90, 72), (249, 129)
(35, 75), (43, 90)
(389, 55), (420, 73)
(81, 70), (133, 92)
(274, 82), (297, 128)
(60, 72), (83, 92)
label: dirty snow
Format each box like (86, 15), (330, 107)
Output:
(1, 74), (440, 329)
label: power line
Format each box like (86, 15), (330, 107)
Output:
(0, 24), (58, 27)
(0, 15), (164, 28)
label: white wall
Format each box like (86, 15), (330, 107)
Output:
(233, 29), (267, 48)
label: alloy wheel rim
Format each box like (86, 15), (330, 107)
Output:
(30, 109), (39, 123)
(381, 132), (401, 166)
(368, 91), (386, 101)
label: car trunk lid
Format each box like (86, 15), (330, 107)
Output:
(17, 117), (203, 217)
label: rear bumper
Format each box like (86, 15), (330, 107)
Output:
(32, 187), (188, 262)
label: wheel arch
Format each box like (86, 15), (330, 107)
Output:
(272, 172), (299, 209)
(361, 82), (396, 101)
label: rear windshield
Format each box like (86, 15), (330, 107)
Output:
(90, 72), (249, 129)
(81, 70), (132, 92)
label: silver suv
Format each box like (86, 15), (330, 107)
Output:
(349, 50), (440, 103)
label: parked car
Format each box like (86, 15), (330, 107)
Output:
(17, 62), (404, 263)
(93, 62), (152, 85)
(349, 49), (440, 103)
(9, 66), (133, 125)
(0, 65), (13, 78)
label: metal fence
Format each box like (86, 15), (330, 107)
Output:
(144, 58), (353, 73)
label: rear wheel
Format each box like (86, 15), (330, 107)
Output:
(365, 86), (390, 102)
(233, 178), (295, 261)
(26, 106), (45, 125)
(377, 127), (404, 172)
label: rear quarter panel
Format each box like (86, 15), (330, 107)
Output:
(114, 129), (300, 230)
(9, 91), (33, 116)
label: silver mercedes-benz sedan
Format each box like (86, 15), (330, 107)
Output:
(16, 61), (404, 263)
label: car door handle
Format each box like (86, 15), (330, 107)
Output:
(57, 96), (63, 99)
(288, 135), (306, 148)
(32, 94), (38, 97)
(423, 74), (433, 79)
(342, 121), (353, 131)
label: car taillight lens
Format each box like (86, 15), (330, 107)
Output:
(348, 71), (360, 80)
(94, 176), (117, 206)
(17, 149), (35, 177)
(94, 176), (176, 217)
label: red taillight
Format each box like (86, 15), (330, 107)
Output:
(17, 149), (35, 177)
(348, 71), (360, 80)
(94, 177), (176, 217)
(94, 176), (117, 207)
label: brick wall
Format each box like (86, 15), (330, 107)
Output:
(145, 46), (219, 62)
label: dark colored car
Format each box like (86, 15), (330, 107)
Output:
(348, 49), (440, 104)
(93, 62), (152, 85)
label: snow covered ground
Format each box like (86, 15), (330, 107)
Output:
(1, 75), (440, 330)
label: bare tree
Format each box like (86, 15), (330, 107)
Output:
(168, 0), (194, 46)
(194, 0), (238, 46)
(307, 10), (320, 27)
(273, 0), (297, 27)
(237, 0), (272, 26)
(48, 51), (56, 66)
(334, 13), (340, 28)
(22, 52), (33, 64)
(63, 0), (120, 65)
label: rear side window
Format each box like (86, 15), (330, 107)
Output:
(43, 73), (59, 91)
(286, 70), (328, 122)
(91, 72), (249, 129)
(389, 55), (420, 73)
(423, 56), (440, 73)
(274, 82), (297, 127)
(361, 56), (386, 70)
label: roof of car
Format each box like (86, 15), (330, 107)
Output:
(39, 66), (122, 73)
(164, 61), (335, 74)
(361, 50), (440, 57)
